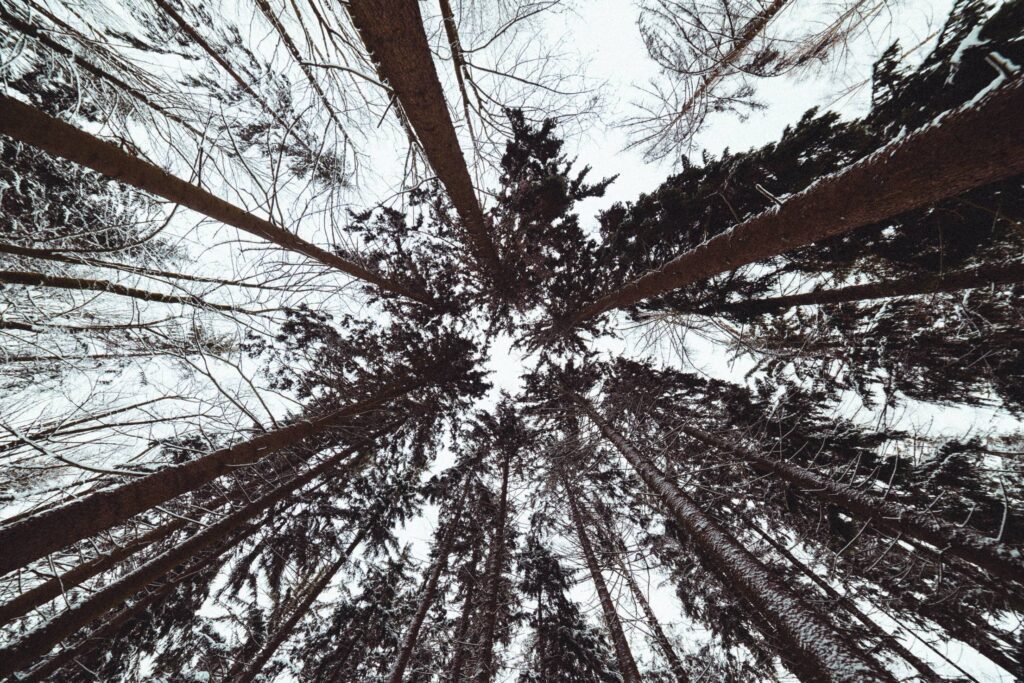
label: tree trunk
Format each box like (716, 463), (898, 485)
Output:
(448, 539), (484, 682)
(386, 480), (470, 683)
(0, 380), (413, 578)
(473, 448), (511, 683)
(572, 393), (895, 683)
(0, 446), (370, 679)
(230, 527), (368, 682)
(690, 261), (1024, 318)
(558, 79), (1024, 330)
(735, 510), (945, 683)
(0, 95), (427, 303)
(679, 423), (1024, 585)
(0, 269), (249, 312)
(565, 480), (643, 683)
(347, 0), (502, 279)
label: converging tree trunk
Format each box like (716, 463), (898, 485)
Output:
(473, 448), (511, 683)
(0, 95), (427, 303)
(559, 79), (1024, 330)
(448, 540), (484, 682)
(570, 392), (896, 683)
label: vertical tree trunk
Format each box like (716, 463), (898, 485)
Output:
(473, 448), (512, 683)
(0, 380), (414, 577)
(0, 444), (370, 678)
(557, 80), (1024, 330)
(386, 480), (471, 683)
(678, 423), (1024, 584)
(0, 95), (427, 303)
(571, 393), (895, 683)
(564, 480), (644, 683)
(347, 0), (503, 279)
(448, 540), (484, 682)
(688, 261), (1024, 318)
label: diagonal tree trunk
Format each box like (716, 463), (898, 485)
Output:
(448, 538), (484, 682)
(0, 445), (372, 679)
(387, 479), (471, 683)
(678, 422), (1024, 584)
(473, 447), (511, 683)
(0, 381), (415, 578)
(557, 79), (1024, 331)
(564, 479), (643, 683)
(0, 95), (428, 303)
(571, 392), (896, 683)
(347, 0), (503, 279)
(687, 261), (1024, 318)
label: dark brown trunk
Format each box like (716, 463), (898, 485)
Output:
(565, 481), (643, 683)
(386, 480), (470, 683)
(448, 540), (484, 682)
(692, 261), (1024, 318)
(679, 423), (1024, 584)
(0, 380), (412, 578)
(559, 79), (1024, 330)
(347, 0), (502, 278)
(473, 448), (511, 683)
(0, 445), (370, 678)
(0, 95), (427, 303)
(0, 269), (247, 312)
(572, 393), (895, 683)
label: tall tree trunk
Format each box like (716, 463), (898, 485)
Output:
(0, 380), (414, 577)
(0, 445), (370, 679)
(679, 423), (1024, 584)
(448, 539), (484, 682)
(593, 513), (690, 683)
(734, 509), (945, 683)
(386, 480), (471, 683)
(0, 269), (250, 313)
(565, 480), (643, 683)
(689, 261), (1024, 318)
(0, 95), (427, 303)
(229, 527), (368, 682)
(571, 393), (896, 683)
(558, 79), (1024, 330)
(473, 448), (511, 683)
(347, 0), (502, 280)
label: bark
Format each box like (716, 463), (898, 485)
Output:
(565, 481), (643, 683)
(0, 379), (415, 578)
(690, 261), (1024, 318)
(387, 480), (470, 683)
(0, 95), (427, 303)
(736, 511), (944, 682)
(448, 541), (484, 682)
(572, 393), (896, 683)
(347, 0), (502, 278)
(473, 448), (511, 683)
(559, 79), (1024, 330)
(229, 527), (368, 682)
(0, 446), (371, 679)
(679, 423), (1024, 585)
(0, 269), (249, 313)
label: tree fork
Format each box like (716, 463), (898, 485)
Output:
(0, 95), (429, 303)
(0, 379), (416, 578)
(678, 422), (1024, 585)
(0, 445), (372, 678)
(559, 78), (1024, 330)
(571, 392), (896, 683)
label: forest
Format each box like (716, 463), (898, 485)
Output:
(1, 0), (1023, 680)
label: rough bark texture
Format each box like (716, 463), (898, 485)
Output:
(0, 95), (426, 303)
(386, 481), (470, 683)
(347, 0), (502, 277)
(680, 423), (1024, 585)
(0, 379), (414, 578)
(565, 482), (643, 683)
(0, 269), (244, 312)
(448, 540), (484, 682)
(692, 261), (1024, 318)
(561, 79), (1024, 329)
(473, 448), (511, 683)
(573, 394), (896, 683)
(0, 447), (370, 678)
